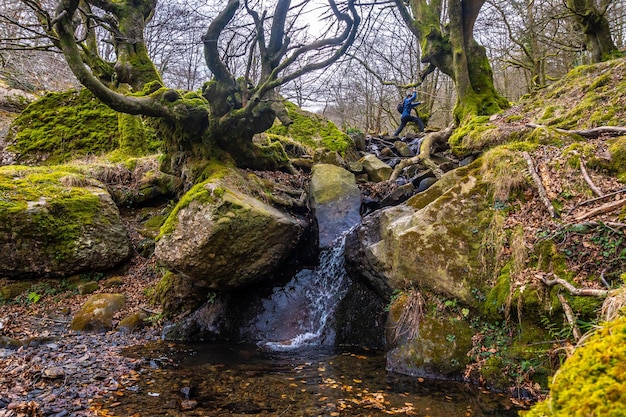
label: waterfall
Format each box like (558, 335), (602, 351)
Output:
(247, 234), (351, 351)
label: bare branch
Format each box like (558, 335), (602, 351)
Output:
(522, 151), (559, 219)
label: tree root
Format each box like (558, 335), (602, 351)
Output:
(574, 197), (626, 221)
(536, 273), (609, 297)
(557, 293), (582, 341)
(526, 123), (626, 137)
(389, 123), (455, 182)
(580, 158), (603, 197)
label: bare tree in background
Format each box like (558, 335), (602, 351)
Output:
(0, 0), (77, 92)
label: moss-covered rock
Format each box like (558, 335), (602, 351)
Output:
(155, 166), (305, 293)
(266, 101), (354, 155)
(118, 310), (149, 333)
(70, 293), (126, 332)
(386, 293), (474, 378)
(0, 165), (131, 279)
(0, 282), (32, 300)
(345, 163), (493, 305)
(5, 89), (158, 164)
(522, 316), (626, 417)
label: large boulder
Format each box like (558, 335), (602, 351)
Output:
(0, 165), (131, 279)
(345, 163), (492, 305)
(155, 177), (305, 290)
(309, 164), (362, 248)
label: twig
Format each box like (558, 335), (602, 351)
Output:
(579, 158), (603, 197)
(574, 197), (626, 221)
(537, 273), (609, 297)
(522, 151), (559, 218)
(568, 189), (626, 215)
(140, 306), (161, 315)
(557, 293), (582, 341)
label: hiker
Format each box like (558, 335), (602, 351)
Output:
(393, 90), (424, 137)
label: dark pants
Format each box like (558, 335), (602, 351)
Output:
(394, 115), (424, 136)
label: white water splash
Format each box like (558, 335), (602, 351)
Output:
(254, 235), (350, 351)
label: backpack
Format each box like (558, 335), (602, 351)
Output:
(396, 101), (404, 113)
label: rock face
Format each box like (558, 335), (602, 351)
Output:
(345, 164), (491, 305)
(155, 178), (305, 290)
(345, 163), (493, 379)
(0, 166), (130, 279)
(309, 164), (362, 248)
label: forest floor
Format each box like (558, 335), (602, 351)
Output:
(0, 250), (164, 417)
(1, 84), (626, 416)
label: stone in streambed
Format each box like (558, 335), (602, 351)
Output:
(70, 293), (126, 332)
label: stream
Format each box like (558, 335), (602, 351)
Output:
(107, 341), (520, 416)
(103, 234), (521, 416)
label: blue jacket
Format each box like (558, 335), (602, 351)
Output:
(401, 92), (420, 118)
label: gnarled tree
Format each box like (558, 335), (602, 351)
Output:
(19, 0), (359, 179)
(566, 0), (619, 63)
(394, 0), (509, 121)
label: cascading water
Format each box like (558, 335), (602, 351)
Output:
(247, 234), (351, 351)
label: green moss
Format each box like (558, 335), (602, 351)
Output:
(529, 59), (626, 129)
(480, 147), (529, 201)
(562, 141), (597, 168)
(157, 161), (238, 239)
(448, 116), (494, 155)
(0, 282), (32, 300)
(484, 263), (512, 318)
(0, 165), (102, 261)
(267, 101), (352, 154)
(522, 317), (626, 417)
(607, 137), (626, 181)
(7, 90), (121, 164)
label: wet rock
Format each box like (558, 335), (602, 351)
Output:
(309, 164), (361, 248)
(70, 293), (126, 332)
(417, 177), (437, 192)
(379, 183), (415, 207)
(359, 154), (392, 182)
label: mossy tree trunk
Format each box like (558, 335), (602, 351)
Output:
(566, 0), (619, 63)
(40, 0), (359, 181)
(395, 0), (509, 122)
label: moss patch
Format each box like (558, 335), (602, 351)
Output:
(522, 317), (626, 417)
(7, 88), (158, 164)
(0, 165), (102, 262)
(267, 101), (353, 154)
